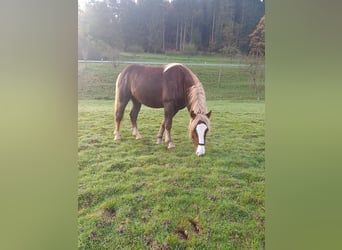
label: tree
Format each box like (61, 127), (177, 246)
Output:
(78, 1), (123, 60)
(78, 0), (265, 58)
(248, 15), (265, 57)
(247, 15), (265, 100)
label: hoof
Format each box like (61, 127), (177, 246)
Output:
(167, 142), (175, 149)
(114, 132), (121, 141)
(156, 138), (163, 144)
(132, 128), (142, 140)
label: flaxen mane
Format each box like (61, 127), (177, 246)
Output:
(186, 67), (211, 137)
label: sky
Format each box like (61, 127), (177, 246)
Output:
(78, 0), (91, 11)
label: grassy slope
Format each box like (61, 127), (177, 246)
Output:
(78, 58), (265, 249)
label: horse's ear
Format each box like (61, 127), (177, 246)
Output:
(190, 110), (196, 119)
(206, 110), (212, 118)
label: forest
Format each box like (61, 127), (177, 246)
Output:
(78, 0), (265, 60)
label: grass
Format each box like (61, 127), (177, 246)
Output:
(117, 52), (248, 65)
(78, 60), (265, 249)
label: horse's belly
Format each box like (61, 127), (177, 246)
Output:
(131, 87), (164, 108)
(141, 99), (164, 108)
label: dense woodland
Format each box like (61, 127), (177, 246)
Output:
(78, 0), (265, 60)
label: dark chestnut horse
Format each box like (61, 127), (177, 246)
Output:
(114, 63), (211, 156)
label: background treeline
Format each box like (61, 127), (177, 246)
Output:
(78, 0), (265, 60)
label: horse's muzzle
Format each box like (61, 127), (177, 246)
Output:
(196, 145), (205, 156)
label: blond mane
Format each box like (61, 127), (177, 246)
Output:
(187, 68), (210, 136)
(163, 63), (183, 73)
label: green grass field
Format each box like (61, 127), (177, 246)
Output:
(78, 59), (265, 249)
(116, 52), (248, 65)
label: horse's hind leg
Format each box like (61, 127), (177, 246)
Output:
(114, 93), (130, 141)
(130, 98), (142, 140)
(114, 101), (128, 141)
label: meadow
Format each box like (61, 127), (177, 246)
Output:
(78, 57), (265, 249)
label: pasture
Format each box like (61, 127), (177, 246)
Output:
(78, 60), (265, 249)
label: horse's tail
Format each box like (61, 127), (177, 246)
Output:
(114, 72), (122, 116)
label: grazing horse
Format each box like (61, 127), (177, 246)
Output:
(114, 63), (211, 156)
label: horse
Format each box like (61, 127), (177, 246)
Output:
(113, 63), (211, 156)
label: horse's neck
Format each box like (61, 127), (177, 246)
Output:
(187, 85), (206, 114)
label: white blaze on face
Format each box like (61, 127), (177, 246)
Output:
(195, 123), (207, 156)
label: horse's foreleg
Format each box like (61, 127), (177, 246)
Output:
(156, 120), (165, 144)
(165, 128), (175, 149)
(130, 99), (142, 140)
(163, 104), (177, 149)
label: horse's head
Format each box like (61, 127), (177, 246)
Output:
(190, 110), (211, 156)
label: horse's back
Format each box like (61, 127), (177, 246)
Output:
(118, 64), (191, 109)
(121, 64), (164, 108)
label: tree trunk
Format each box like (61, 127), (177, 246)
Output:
(179, 23), (183, 50)
(176, 22), (179, 50)
(162, 14), (165, 51)
(190, 14), (193, 43)
(183, 22), (186, 50)
(211, 7), (216, 43)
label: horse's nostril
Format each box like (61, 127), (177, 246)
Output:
(196, 150), (205, 156)
(196, 145), (205, 156)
